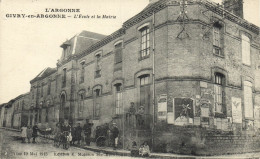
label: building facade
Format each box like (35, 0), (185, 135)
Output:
(1, 0), (260, 155)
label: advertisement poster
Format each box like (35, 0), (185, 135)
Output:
(232, 97), (242, 123)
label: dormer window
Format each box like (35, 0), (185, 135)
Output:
(61, 41), (71, 59)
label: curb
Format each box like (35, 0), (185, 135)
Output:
(1, 127), (259, 159)
(1, 127), (21, 132)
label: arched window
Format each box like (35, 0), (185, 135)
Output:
(139, 74), (151, 115)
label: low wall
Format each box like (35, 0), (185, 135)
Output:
(152, 125), (260, 155)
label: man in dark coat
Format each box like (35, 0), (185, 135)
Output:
(32, 124), (39, 143)
(111, 123), (119, 149)
(83, 119), (93, 146)
(75, 123), (82, 145)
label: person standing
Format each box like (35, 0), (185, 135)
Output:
(26, 126), (33, 143)
(83, 119), (93, 146)
(21, 125), (27, 143)
(75, 123), (82, 145)
(32, 124), (39, 143)
(111, 123), (119, 150)
(62, 120), (71, 149)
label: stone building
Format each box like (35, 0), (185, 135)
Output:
(0, 103), (7, 127)
(1, 0), (260, 155)
(12, 93), (30, 129)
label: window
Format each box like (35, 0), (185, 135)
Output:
(95, 53), (101, 78)
(39, 109), (42, 123)
(55, 76), (58, 92)
(78, 92), (84, 118)
(140, 27), (150, 59)
(41, 83), (44, 97)
(62, 68), (67, 88)
(214, 73), (225, 113)
(32, 87), (34, 99)
(244, 81), (253, 118)
(115, 83), (122, 115)
(242, 34), (251, 65)
(47, 78), (51, 95)
(45, 108), (49, 122)
(213, 23), (223, 56)
(114, 42), (122, 64)
(93, 88), (101, 118)
(80, 61), (85, 83)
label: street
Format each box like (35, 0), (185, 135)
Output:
(0, 129), (134, 159)
(1, 128), (260, 159)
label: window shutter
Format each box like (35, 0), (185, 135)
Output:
(222, 90), (226, 116)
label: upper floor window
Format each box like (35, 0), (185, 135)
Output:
(47, 78), (51, 95)
(95, 53), (101, 78)
(244, 81), (253, 118)
(213, 22), (223, 56)
(41, 83), (44, 97)
(80, 61), (85, 83)
(114, 42), (123, 64)
(78, 91), (85, 118)
(62, 68), (67, 88)
(32, 87), (34, 99)
(214, 73), (225, 113)
(242, 34), (251, 65)
(140, 26), (150, 59)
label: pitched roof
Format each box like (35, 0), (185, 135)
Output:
(30, 67), (56, 84)
(79, 30), (107, 40)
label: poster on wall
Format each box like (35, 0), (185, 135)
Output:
(232, 97), (242, 123)
(158, 94), (167, 121)
(173, 98), (194, 126)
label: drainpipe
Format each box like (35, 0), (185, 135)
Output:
(152, 10), (156, 151)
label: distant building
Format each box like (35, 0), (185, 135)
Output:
(1, 0), (260, 155)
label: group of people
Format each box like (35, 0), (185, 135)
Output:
(20, 119), (121, 152)
(20, 124), (39, 143)
(131, 141), (151, 157)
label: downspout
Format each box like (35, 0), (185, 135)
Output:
(152, 10), (156, 151)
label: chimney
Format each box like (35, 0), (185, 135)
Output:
(223, 0), (243, 18)
(149, 0), (160, 4)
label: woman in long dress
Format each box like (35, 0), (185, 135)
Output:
(21, 125), (27, 143)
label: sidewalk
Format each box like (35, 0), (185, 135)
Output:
(1, 127), (260, 159)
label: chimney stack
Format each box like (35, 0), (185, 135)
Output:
(223, 0), (243, 18)
(149, 0), (160, 4)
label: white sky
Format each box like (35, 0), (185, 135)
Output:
(0, 0), (259, 104)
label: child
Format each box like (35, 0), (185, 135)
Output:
(21, 125), (27, 143)
(130, 141), (139, 157)
(139, 141), (150, 157)
(27, 126), (33, 143)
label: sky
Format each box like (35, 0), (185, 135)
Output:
(0, 0), (259, 104)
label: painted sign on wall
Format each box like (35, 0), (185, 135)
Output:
(158, 94), (167, 121)
(173, 98), (194, 125)
(232, 97), (242, 123)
